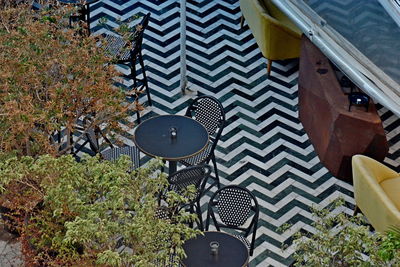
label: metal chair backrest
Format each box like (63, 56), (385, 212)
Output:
(184, 95), (225, 149)
(130, 12), (150, 58)
(168, 165), (211, 202)
(82, 116), (101, 153)
(206, 185), (259, 255)
(74, 115), (114, 156)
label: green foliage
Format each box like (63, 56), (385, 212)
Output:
(288, 199), (399, 266)
(379, 226), (400, 261)
(0, 154), (200, 266)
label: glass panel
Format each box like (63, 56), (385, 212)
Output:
(304, 0), (400, 85)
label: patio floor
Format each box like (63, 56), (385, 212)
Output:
(87, 0), (400, 266)
(1, 0), (400, 266)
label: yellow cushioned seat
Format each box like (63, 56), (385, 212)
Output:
(352, 155), (400, 232)
(380, 177), (400, 210)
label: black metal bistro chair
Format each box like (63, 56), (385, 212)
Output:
(102, 13), (151, 123)
(180, 96), (225, 192)
(205, 185), (259, 256)
(101, 146), (140, 171)
(54, 0), (99, 35)
(64, 0), (100, 36)
(159, 165), (211, 231)
(73, 117), (140, 171)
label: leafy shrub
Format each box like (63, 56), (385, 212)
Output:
(0, 154), (200, 266)
(286, 199), (400, 266)
(379, 227), (400, 262)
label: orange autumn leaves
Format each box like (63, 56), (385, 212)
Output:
(0, 6), (134, 156)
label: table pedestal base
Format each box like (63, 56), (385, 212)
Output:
(169, 161), (177, 176)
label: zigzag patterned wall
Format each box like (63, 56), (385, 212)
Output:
(84, 0), (400, 266)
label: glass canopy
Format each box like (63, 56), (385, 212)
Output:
(272, 0), (400, 117)
(306, 0), (400, 86)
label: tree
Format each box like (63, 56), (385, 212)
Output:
(0, 5), (132, 156)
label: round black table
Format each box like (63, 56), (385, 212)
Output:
(182, 231), (249, 267)
(133, 115), (209, 175)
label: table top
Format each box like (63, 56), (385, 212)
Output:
(57, 0), (100, 5)
(182, 231), (249, 267)
(133, 115), (209, 161)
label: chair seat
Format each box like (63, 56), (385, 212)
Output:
(103, 34), (131, 62)
(179, 142), (212, 166)
(352, 155), (400, 232)
(155, 207), (171, 221)
(101, 146), (140, 171)
(380, 176), (400, 210)
(232, 234), (251, 250)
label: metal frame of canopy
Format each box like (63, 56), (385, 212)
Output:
(272, 0), (400, 118)
(378, 0), (400, 28)
(180, 0), (188, 93)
